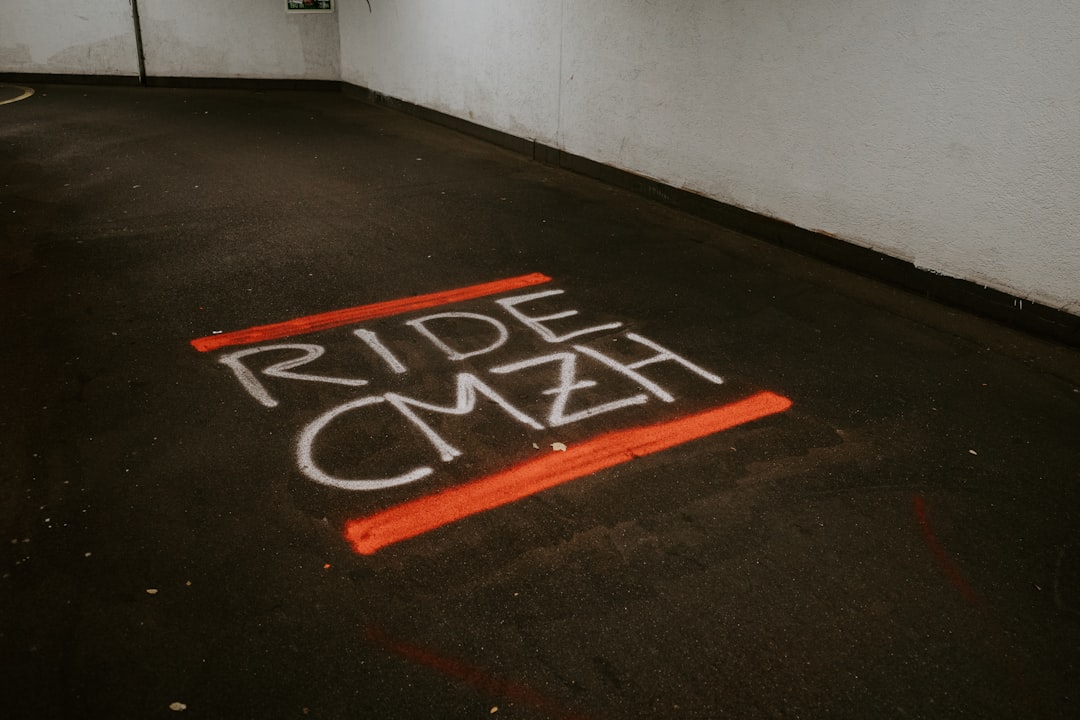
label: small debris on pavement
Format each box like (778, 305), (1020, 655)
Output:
(169, 701), (187, 711)
(551, 442), (567, 452)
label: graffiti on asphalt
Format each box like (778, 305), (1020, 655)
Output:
(192, 273), (791, 552)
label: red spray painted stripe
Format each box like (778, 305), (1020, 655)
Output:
(364, 627), (596, 720)
(190, 272), (552, 352)
(912, 494), (982, 606)
(346, 391), (792, 554)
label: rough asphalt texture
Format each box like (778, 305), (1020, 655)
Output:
(2, 85), (1078, 719)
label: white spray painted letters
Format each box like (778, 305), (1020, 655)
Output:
(213, 287), (725, 490)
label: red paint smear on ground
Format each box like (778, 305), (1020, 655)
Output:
(913, 494), (982, 606)
(364, 626), (597, 720)
(190, 272), (552, 352)
(347, 391), (792, 554)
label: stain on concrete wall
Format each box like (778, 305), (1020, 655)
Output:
(46, 35), (143, 76)
(0, 1), (138, 76)
(0, 43), (34, 69)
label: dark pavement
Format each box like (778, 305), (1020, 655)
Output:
(2, 84), (1078, 719)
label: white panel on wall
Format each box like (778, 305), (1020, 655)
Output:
(138, 0), (339, 80)
(0, 0), (139, 76)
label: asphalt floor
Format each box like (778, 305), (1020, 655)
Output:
(2, 83), (1079, 719)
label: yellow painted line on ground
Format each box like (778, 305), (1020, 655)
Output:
(0, 85), (35, 106)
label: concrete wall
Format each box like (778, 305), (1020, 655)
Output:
(139, 0), (339, 80)
(0, 0), (139, 77)
(339, 1), (1080, 316)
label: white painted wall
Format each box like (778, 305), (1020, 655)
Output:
(339, 1), (1080, 315)
(0, 0), (139, 76)
(138, 0), (339, 80)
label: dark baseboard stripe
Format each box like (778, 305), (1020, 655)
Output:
(145, 76), (340, 92)
(0, 72), (337, 92)
(0, 72), (141, 86)
(344, 82), (1079, 347)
